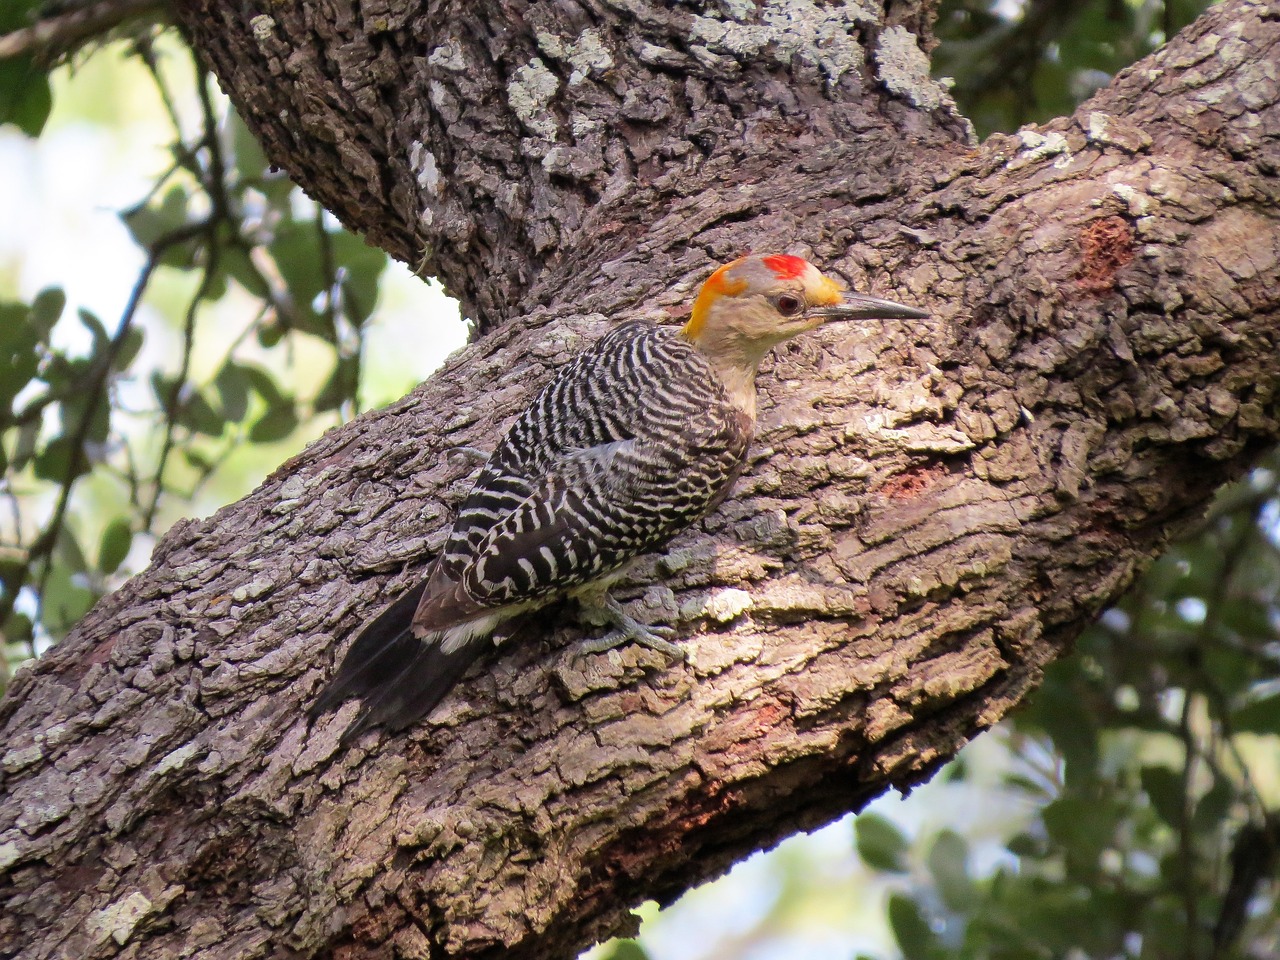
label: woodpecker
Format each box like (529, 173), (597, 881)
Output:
(311, 254), (927, 741)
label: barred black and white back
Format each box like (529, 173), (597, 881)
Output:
(311, 321), (753, 741)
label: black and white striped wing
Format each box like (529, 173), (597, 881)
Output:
(456, 434), (738, 609)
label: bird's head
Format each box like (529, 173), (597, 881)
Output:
(680, 254), (927, 363)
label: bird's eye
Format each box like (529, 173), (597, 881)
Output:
(775, 294), (804, 317)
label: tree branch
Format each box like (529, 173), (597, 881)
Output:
(0, 0), (164, 64)
(1, 1), (1278, 958)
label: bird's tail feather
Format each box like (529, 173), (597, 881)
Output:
(310, 583), (484, 744)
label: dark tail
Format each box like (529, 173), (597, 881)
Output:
(310, 582), (483, 744)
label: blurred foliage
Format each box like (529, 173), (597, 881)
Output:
(933, 0), (1213, 138)
(4, 2), (1276, 960)
(0, 22), (398, 683)
(0, 1), (53, 137)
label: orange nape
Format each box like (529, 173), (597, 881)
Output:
(684, 260), (750, 340)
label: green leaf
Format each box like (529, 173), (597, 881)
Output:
(855, 812), (910, 873)
(112, 326), (145, 372)
(330, 230), (387, 325)
(151, 371), (181, 414)
(1042, 794), (1118, 869)
(215, 363), (251, 422)
(887, 892), (937, 960)
(240, 364), (287, 407)
(61, 391), (111, 445)
(54, 523), (88, 574)
(598, 941), (652, 960)
(257, 319), (284, 348)
(1140, 765), (1184, 828)
(30, 287), (66, 335)
(1200, 644), (1254, 700)
(2, 610), (33, 649)
(98, 518), (132, 575)
(0, 55), (52, 137)
(229, 110), (293, 202)
(0, 302), (33, 347)
(1192, 775), (1234, 833)
(1, 2), (44, 33)
(267, 220), (327, 336)
(78, 309), (110, 356)
(183, 448), (215, 473)
(928, 829), (977, 912)
(0, 554), (25, 594)
(314, 356), (358, 413)
(179, 391), (225, 436)
(198, 267), (228, 302)
(40, 562), (95, 637)
(1208, 601), (1269, 647)
(40, 352), (78, 391)
(221, 245), (271, 298)
(122, 187), (191, 253)
(249, 404), (298, 443)
(1232, 691), (1280, 735)
(1020, 663), (1099, 778)
(0, 302), (40, 414)
(33, 435), (83, 482)
(940, 756), (968, 783)
(1006, 831), (1047, 859)
(230, 109), (267, 176)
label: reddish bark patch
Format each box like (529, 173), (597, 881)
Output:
(1077, 216), (1135, 294)
(880, 464), (946, 500)
(671, 779), (741, 832)
(351, 904), (404, 945)
(85, 635), (117, 666)
(751, 701), (785, 730)
(726, 701), (787, 755)
(53, 862), (105, 895)
(56, 634), (116, 684)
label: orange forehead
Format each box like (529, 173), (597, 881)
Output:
(810, 272), (845, 307)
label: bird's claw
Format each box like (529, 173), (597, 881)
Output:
(579, 622), (685, 660)
(576, 593), (685, 660)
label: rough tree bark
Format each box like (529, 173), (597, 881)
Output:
(2, 0), (1279, 957)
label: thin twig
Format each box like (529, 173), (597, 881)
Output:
(0, 0), (164, 64)
(140, 266), (206, 533)
(141, 65), (229, 533)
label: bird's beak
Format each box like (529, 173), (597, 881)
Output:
(811, 293), (929, 322)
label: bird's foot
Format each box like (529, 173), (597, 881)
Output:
(577, 592), (685, 660)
